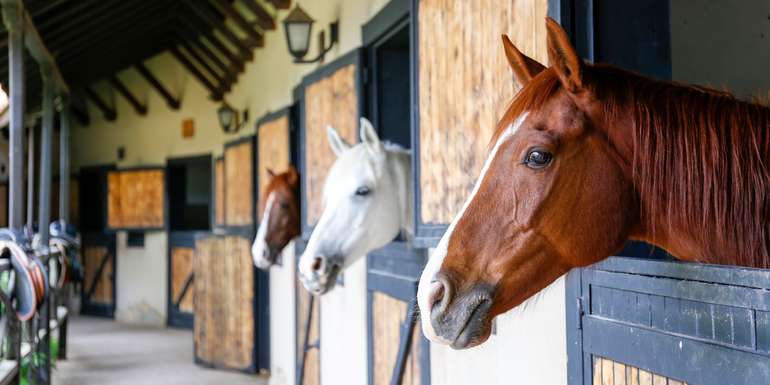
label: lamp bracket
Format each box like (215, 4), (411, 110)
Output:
(294, 21), (339, 64)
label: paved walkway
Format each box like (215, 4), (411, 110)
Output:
(53, 316), (266, 385)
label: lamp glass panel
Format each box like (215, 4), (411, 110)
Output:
(287, 22), (312, 54)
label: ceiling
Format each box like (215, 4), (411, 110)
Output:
(0, 0), (291, 123)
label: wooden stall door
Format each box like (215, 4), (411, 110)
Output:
(80, 233), (116, 317)
(214, 157), (225, 227)
(414, 0), (548, 245)
(568, 258), (770, 385)
(107, 168), (165, 230)
(295, 241), (320, 385)
(367, 242), (430, 385)
(257, 111), (291, 211)
(300, 49), (363, 237)
(223, 138), (254, 230)
(193, 234), (265, 372)
(167, 233), (197, 328)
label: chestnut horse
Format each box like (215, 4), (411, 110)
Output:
(417, 17), (770, 349)
(252, 167), (301, 270)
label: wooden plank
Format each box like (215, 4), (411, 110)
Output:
(417, 0), (548, 224)
(224, 140), (254, 226)
(215, 158), (225, 226)
(257, 114), (290, 211)
(304, 64), (358, 226)
(592, 358), (689, 385)
(107, 169), (165, 229)
(602, 358), (614, 385)
(171, 247), (194, 313)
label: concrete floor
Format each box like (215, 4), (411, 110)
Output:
(53, 316), (266, 385)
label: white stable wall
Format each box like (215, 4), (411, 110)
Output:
(429, 275), (567, 385)
(268, 242), (298, 385)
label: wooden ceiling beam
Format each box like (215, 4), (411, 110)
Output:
(57, 21), (170, 68)
(37, 0), (111, 34)
(170, 46), (223, 101)
(177, 39), (228, 90)
(69, 92), (90, 125)
(175, 32), (237, 84)
(46, 1), (167, 51)
(109, 75), (147, 116)
(266, 0), (291, 10)
(59, 28), (171, 84)
(84, 86), (117, 121)
(179, 15), (245, 71)
(239, 0), (276, 30)
(209, 0), (264, 46)
(185, 1), (257, 54)
(134, 63), (180, 110)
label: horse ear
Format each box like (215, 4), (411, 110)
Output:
(545, 17), (583, 93)
(286, 166), (299, 187)
(359, 117), (381, 151)
(266, 169), (276, 179)
(326, 125), (351, 157)
(501, 35), (545, 88)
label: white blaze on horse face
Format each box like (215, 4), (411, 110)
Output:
(417, 112), (529, 344)
(252, 192), (275, 269)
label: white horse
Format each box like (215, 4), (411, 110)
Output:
(298, 117), (412, 295)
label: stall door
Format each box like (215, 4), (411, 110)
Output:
(80, 233), (116, 317)
(295, 240), (320, 385)
(298, 48), (364, 239)
(566, 1), (770, 384)
(367, 243), (430, 385)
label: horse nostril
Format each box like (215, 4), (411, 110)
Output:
(311, 256), (324, 272)
(262, 248), (269, 258)
(429, 274), (453, 315)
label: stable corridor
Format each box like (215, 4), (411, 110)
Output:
(53, 317), (266, 385)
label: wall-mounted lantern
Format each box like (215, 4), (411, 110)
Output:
(218, 103), (248, 133)
(283, 4), (338, 64)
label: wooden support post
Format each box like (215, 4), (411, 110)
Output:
(3, 0), (25, 230)
(210, 0), (264, 45)
(170, 47), (223, 101)
(84, 86), (117, 121)
(134, 63), (180, 110)
(109, 76), (147, 115)
(59, 104), (70, 221)
(240, 0), (276, 30)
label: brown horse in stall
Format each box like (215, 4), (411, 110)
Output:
(252, 167), (301, 269)
(417, 17), (770, 349)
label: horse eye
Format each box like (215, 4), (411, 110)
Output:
(279, 202), (289, 209)
(525, 149), (553, 169)
(355, 186), (371, 196)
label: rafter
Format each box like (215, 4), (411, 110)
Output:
(209, 0), (264, 46)
(266, 0), (291, 10)
(84, 86), (117, 121)
(179, 15), (245, 71)
(135, 63), (180, 110)
(109, 76), (147, 116)
(170, 46), (223, 101)
(240, 0), (276, 30)
(185, 1), (258, 54)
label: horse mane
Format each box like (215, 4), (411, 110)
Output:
(382, 141), (411, 154)
(494, 65), (770, 267)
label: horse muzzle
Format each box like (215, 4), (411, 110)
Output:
(427, 275), (494, 349)
(298, 255), (342, 295)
